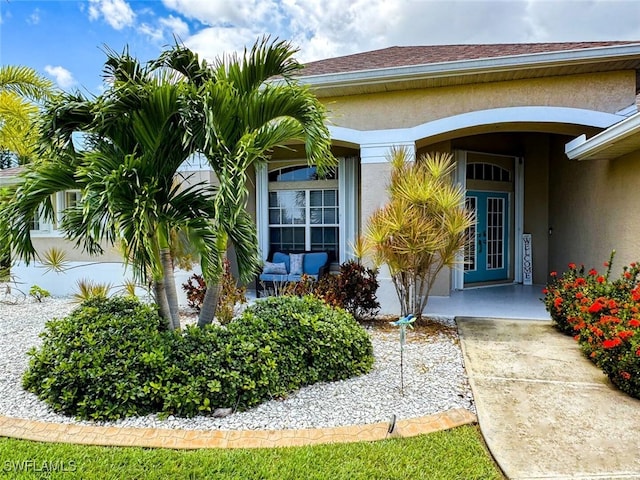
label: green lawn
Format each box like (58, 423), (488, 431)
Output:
(0, 425), (503, 479)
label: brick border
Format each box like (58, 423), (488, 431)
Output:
(0, 409), (476, 449)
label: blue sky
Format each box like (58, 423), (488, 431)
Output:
(2, 0), (640, 95)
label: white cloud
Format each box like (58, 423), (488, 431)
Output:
(27, 8), (41, 25)
(138, 14), (190, 43)
(160, 15), (190, 40)
(281, 0), (403, 62)
(522, 0), (640, 42)
(161, 0), (640, 65)
(138, 23), (165, 42)
(88, 0), (135, 30)
(162, 0), (287, 60)
(184, 27), (260, 63)
(44, 65), (76, 89)
(162, 0), (281, 27)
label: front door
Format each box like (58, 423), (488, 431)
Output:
(465, 190), (509, 283)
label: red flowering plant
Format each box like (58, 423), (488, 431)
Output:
(544, 251), (640, 399)
(542, 251), (617, 335)
(542, 262), (591, 335)
(579, 297), (640, 398)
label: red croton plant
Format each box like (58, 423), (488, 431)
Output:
(543, 251), (640, 399)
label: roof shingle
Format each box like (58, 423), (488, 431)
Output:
(300, 42), (640, 77)
(0, 166), (23, 178)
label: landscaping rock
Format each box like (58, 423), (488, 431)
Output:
(0, 297), (475, 431)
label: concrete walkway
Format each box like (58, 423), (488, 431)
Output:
(458, 317), (640, 480)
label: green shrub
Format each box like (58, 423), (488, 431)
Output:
(28, 285), (50, 302)
(241, 295), (374, 391)
(542, 252), (616, 335)
(23, 297), (169, 420)
(23, 295), (374, 421)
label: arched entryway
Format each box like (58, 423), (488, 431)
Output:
(461, 152), (517, 286)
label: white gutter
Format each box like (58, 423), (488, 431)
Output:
(0, 177), (18, 187)
(297, 43), (640, 89)
(565, 111), (640, 160)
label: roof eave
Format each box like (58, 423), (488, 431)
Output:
(298, 43), (640, 90)
(565, 111), (640, 160)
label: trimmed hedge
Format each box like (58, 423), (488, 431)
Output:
(542, 255), (640, 398)
(23, 295), (374, 421)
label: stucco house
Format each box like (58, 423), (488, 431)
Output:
(8, 41), (640, 312)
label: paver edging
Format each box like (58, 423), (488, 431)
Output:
(0, 408), (476, 450)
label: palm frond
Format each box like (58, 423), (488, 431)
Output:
(39, 247), (70, 273)
(0, 65), (54, 101)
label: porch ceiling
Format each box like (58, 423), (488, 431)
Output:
(416, 122), (601, 148)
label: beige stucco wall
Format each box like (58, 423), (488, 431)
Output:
(360, 162), (391, 227)
(360, 159), (452, 297)
(29, 236), (122, 262)
(549, 146), (640, 275)
(322, 71), (635, 131)
(522, 135), (551, 285)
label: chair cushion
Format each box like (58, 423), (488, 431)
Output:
(272, 252), (290, 273)
(289, 253), (304, 275)
(303, 252), (328, 275)
(262, 261), (287, 275)
(259, 273), (289, 282)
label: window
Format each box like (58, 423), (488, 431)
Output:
(29, 205), (49, 232)
(466, 163), (511, 182)
(30, 213), (41, 232)
(56, 190), (82, 225)
(267, 165), (339, 258)
(268, 166), (336, 182)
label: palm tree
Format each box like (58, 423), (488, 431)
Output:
(2, 50), (219, 329)
(365, 147), (474, 318)
(156, 37), (337, 326)
(0, 66), (54, 166)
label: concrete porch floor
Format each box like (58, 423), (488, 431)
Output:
(424, 284), (550, 320)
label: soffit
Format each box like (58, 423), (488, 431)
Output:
(587, 138), (640, 159)
(565, 113), (640, 160)
(567, 134), (640, 161)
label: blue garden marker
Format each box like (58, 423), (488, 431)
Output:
(390, 314), (416, 395)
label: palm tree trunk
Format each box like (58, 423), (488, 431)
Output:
(197, 282), (221, 328)
(153, 279), (174, 330)
(160, 248), (181, 330)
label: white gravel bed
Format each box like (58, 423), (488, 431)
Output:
(0, 296), (475, 431)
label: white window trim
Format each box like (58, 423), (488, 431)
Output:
(55, 190), (81, 226)
(338, 156), (358, 263)
(257, 158), (358, 263)
(452, 150), (524, 290)
(29, 205), (52, 234)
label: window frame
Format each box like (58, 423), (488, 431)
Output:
(267, 186), (339, 256)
